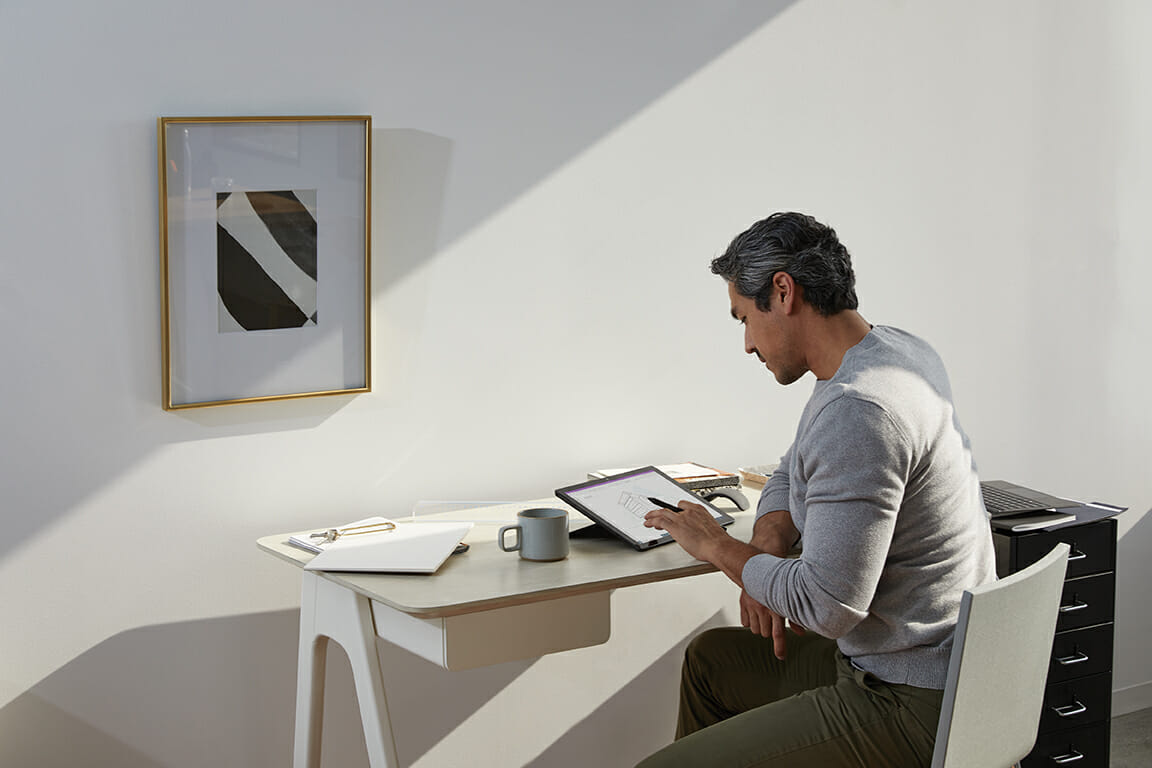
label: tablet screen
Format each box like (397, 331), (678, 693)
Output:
(556, 466), (735, 550)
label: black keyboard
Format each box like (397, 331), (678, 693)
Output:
(981, 484), (1046, 516)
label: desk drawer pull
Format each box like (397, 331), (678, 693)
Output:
(1052, 701), (1087, 717)
(1055, 651), (1089, 666)
(1059, 599), (1088, 613)
(1067, 548), (1088, 562)
(1050, 748), (1084, 764)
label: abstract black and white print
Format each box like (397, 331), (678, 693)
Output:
(217, 189), (318, 332)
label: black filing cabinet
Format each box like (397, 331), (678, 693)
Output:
(993, 518), (1117, 768)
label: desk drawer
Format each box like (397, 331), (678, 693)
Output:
(1055, 573), (1114, 632)
(1023, 721), (1110, 767)
(1037, 672), (1112, 734)
(1048, 623), (1113, 683)
(373, 591), (611, 670)
(1007, 519), (1116, 579)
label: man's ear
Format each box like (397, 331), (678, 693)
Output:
(774, 272), (800, 314)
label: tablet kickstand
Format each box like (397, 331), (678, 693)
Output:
(568, 521), (615, 539)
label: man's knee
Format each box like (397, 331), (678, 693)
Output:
(681, 627), (745, 684)
(684, 627), (718, 662)
(684, 627), (746, 665)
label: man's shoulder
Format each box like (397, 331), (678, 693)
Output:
(865, 325), (941, 360)
(807, 327), (952, 426)
(840, 326), (948, 386)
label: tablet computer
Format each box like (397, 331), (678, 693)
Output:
(555, 465), (735, 551)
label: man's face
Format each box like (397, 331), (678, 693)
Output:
(727, 281), (806, 385)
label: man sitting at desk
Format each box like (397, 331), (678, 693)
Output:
(638, 212), (996, 767)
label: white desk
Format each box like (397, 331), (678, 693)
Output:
(258, 495), (756, 768)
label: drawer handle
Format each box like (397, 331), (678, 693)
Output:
(1059, 599), (1088, 613)
(1067, 548), (1087, 562)
(1052, 700), (1087, 717)
(1050, 748), (1084, 764)
(1055, 651), (1089, 666)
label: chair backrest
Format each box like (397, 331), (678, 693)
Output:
(931, 542), (1070, 768)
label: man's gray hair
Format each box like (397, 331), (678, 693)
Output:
(710, 212), (859, 316)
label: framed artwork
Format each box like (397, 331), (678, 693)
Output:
(157, 115), (371, 409)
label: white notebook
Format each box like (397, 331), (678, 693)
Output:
(989, 510), (1078, 533)
(298, 518), (473, 574)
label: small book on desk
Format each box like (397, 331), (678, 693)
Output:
(588, 462), (739, 490)
(989, 509), (1079, 533)
(289, 516), (473, 574)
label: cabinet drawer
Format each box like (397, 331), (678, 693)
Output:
(998, 519), (1116, 579)
(1048, 623), (1114, 683)
(1037, 672), (1112, 734)
(1023, 721), (1110, 767)
(1055, 573), (1114, 632)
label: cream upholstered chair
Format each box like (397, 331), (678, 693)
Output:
(931, 542), (1070, 768)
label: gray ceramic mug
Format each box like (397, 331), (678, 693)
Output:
(499, 508), (569, 561)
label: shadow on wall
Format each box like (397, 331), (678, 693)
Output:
(0, 610), (531, 768)
(0, 607), (733, 767)
(1, 611), (308, 768)
(0, 694), (166, 768)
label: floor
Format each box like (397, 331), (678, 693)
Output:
(1110, 707), (1152, 767)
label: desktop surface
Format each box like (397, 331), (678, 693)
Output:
(258, 497), (756, 618)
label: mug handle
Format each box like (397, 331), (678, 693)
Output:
(498, 524), (522, 552)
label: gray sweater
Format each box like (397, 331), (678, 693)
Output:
(743, 326), (996, 689)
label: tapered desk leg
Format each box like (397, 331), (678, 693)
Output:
(294, 574), (327, 768)
(293, 572), (400, 768)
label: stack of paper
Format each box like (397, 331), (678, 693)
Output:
(589, 462), (739, 490)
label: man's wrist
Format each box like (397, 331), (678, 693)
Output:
(706, 536), (760, 589)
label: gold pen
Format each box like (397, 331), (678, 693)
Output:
(310, 520), (396, 544)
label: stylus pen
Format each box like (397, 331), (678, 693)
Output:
(647, 497), (682, 512)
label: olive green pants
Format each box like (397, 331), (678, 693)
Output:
(636, 628), (943, 768)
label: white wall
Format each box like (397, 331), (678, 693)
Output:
(2, 1), (1149, 765)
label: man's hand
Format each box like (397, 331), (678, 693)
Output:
(642, 500), (730, 562)
(643, 501), (759, 588)
(740, 589), (805, 660)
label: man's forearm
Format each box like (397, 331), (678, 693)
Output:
(702, 536), (762, 590)
(706, 510), (798, 587)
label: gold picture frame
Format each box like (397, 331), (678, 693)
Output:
(157, 116), (371, 409)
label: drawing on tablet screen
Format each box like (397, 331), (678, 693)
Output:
(619, 491), (654, 519)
